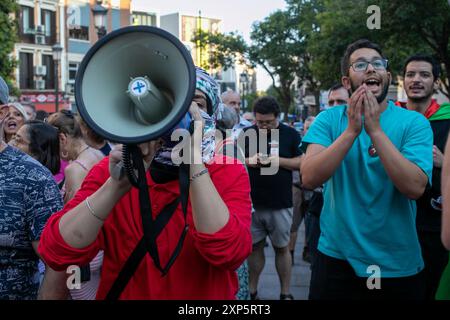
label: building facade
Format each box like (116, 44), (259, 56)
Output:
(13, 2), (258, 112)
(14, 0), (70, 112)
(13, 0), (132, 112)
(64, 0), (131, 110)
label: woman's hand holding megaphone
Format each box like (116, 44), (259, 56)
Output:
(109, 141), (163, 189)
(189, 101), (205, 164)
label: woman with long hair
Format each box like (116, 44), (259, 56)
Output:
(46, 110), (104, 300)
(47, 110), (104, 203)
(10, 120), (60, 175)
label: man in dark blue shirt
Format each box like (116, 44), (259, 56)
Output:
(0, 76), (63, 299)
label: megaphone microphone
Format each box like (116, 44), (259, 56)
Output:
(127, 76), (171, 125)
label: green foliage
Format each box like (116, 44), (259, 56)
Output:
(242, 91), (262, 113)
(248, 9), (309, 114)
(380, 0), (450, 98)
(192, 30), (248, 70)
(194, 9), (314, 116)
(194, 0), (450, 114)
(308, 0), (449, 97)
(0, 0), (19, 95)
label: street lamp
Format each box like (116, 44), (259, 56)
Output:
(52, 43), (63, 113)
(239, 71), (249, 112)
(92, 0), (108, 39)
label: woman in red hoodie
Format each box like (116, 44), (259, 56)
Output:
(38, 68), (252, 300)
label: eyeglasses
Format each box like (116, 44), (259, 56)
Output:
(349, 59), (388, 72)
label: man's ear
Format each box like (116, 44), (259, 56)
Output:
(58, 132), (67, 145)
(434, 78), (441, 92)
(342, 76), (351, 90)
(387, 71), (392, 85)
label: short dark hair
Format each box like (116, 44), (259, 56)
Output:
(403, 54), (441, 81)
(341, 39), (385, 77)
(328, 83), (345, 95)
(35, 110), (49, 121)
(253, 96), (280, 117)
(24, 120), (60, 175)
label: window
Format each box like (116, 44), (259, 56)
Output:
(42, 55), (55, 90)
(68, 63), (79, 84)
(69, 26), (89, 41)
(19, 6), (35, 43)
(41, 9), (56, 44)
(19, 52), (33, 89)
(20, 6), (34, 34)
(132, 12), (157, 26)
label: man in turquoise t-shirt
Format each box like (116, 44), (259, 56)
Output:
(301, 39), (433, 300)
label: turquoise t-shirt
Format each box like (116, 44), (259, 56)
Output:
(301, 101), (433, 278)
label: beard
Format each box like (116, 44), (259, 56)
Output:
(350, 79), (390, 103)
(406, 90), (434, 104)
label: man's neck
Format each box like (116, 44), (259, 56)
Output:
(379, 99), (389, 112)
(406, 98), (433, 115)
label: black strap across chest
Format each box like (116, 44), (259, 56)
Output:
(105, 148), (190, 300)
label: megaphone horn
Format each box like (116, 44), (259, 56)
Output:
(75, 25), (196, 145)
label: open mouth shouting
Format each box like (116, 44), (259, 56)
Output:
(5, 119), (18, 133)
(363, 78), (381, 93)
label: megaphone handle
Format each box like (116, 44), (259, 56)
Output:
(110, 161), (126, 180)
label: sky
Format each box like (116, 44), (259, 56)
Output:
(131, 0), (287, 91)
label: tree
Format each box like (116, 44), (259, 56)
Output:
(248, 10), (308, 114)
(381, 0), (450, 99)
(0, 0), (18, 94)
(194, 8), (319, 118)
(193, 31), (248, 71)
(308, 0), (450, 99)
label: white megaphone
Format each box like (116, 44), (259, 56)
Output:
(74, 27), (197, 294)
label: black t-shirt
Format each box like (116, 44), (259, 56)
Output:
(241, 123), (302, 209)
(416, 119), (450, 232)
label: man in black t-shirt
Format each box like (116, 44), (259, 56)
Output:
(239, 96), (302, 300)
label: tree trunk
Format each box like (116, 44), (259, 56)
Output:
(280, 89), (292, 121)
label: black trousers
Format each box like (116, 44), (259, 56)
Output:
(305, 212), (321, 270)
(418, 230), (449, 300)
(309, 251), (426, 300)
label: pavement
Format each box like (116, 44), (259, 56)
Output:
(254, 222), (311, 300)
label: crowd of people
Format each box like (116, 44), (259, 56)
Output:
(1, 38), (450, 300)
